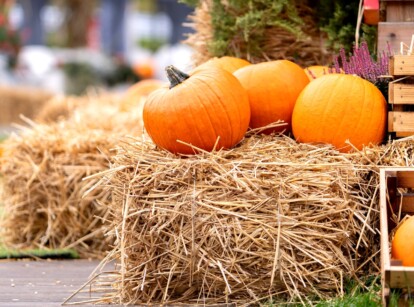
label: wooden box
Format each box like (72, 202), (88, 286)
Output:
(389, 55), (414, 76)
(388, 78), (414, 137)
(380, 167), (414, 306)
(378, 23), (414, 56)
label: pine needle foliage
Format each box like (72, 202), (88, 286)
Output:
(181, 0), (305, 59)
(316, 0), (377, 55)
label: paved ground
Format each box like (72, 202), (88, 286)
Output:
(0, 259), (119, 307)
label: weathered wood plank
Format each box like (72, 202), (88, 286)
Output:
(378, 22), (414, 55)
(0, 259), (119, 307)
(385, 1), (414, 22)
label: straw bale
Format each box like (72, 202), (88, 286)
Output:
(0, 96), (144, 258)
(0, 85), (54, 126)
(35, 95), (85, 124)
(35, 89), (129, 124)
(80, 133), (388, 305)
(185, 1), (328, 67)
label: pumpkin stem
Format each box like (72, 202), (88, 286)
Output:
(165, 65), (190, 89)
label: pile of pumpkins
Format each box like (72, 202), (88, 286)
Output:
(124, 56), (387, 155)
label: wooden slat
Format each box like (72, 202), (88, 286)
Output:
(380, 168), (414, 306)
(378, 22), (414, 64)
(395, 170), (414, 187)
(389, 54), (414, 76)
(380, 168), (392, 306)
(387, 266), (414, 288)
(385, 1), (414, 22)
(398, 194), (414, 212)
(388, 111), (414, 134)
(0, 259), (120, 307)
(388, 82), (414, 104)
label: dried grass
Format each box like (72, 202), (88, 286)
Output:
(0, 93), (144, 258)
(76, 133), (405, 305)
(0, 85), (54, 126)
(185, 1), (329, 67)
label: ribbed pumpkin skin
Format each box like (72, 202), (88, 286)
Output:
(233, 60), (310, 134)
(392, 216), (414, 266)
(194, 56), (251, 74)
(143, 67), (251, 154)
(292, 74), (387, 152)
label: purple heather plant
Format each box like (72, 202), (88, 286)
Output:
(332, 41), (392, 98)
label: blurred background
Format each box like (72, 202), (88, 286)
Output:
(0, 0), (195, 95)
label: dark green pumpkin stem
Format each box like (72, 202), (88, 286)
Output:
(165, 65), (190, 89)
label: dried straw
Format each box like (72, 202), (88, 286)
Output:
(79, 133), (391, 305)
(0, 85), (53, 126)
(185, 1), (329, 67)
(0, 93), (144, 258)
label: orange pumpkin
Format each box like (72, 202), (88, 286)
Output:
(292, 74), (387, 152)
(392, 216), (414, 266)
(233, 60), (309, 134)
(143, 65), (250, 154)
(120, 79), (165, 112)
(132, 58), (155, 79)
(193, 56), (251, 74)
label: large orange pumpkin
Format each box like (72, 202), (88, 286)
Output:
(233, 60), (309, 134)
(193, 56), (251, 74)
(143, 65), (250, 154)
(392, 216), (414, 266)
(292, 74), (387, 152)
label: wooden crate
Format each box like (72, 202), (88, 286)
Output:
(380, 167), (414, 306)
(388, 78), (414, 137)
(378, 23), (414, 56)
(389, 55), (414, 76)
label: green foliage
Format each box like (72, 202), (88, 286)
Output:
(389, 289), (414, 307)
(183, 0), (304, 59)
(63, 62), (104, 95)
(0, 246), (80, 259)
(182, 0), (379, 59)
(137, 37), (167, 53)
(316, 0), (378, 55)
(213, 0), (304, 58)
(262, 276), (382, 307)
(315, 278), (381, 307)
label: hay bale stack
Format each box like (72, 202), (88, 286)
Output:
(85, 134), (382, 305)
(35, 95), (86, 124)
(0, 85), (54, 126)
(0, 95), (144, 258)
(35, 90), (130, 125)
(186, 1), (328, 67)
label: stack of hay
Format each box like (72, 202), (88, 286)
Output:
(75, 133), (395, 305)
(185, 0), (328, 67)
(0, 92), (144, 258)
(0, 85), (53, 127)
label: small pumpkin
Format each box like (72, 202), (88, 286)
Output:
(392, 216), (414, 266)
(119, 79), (165, 112)
(132, 59), (155, 79)
(233, 60), (309, 134)
(292, 74), (387, 152)
(193, 56), (251, 74)
(143, 65), (250, 154)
